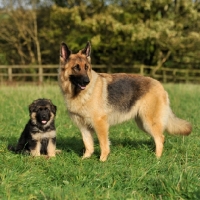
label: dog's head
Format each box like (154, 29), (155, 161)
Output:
(59, 42), (92, 93)
(29, 99), (57, 127)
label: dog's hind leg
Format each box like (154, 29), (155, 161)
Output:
(136, 116), (165, 158)
(147, 123), (165, 158)
(79, 126), (94, 159)
(135, 89), (169, 158)
(135, 119), (165, 158)
(154, 133), (165, 158)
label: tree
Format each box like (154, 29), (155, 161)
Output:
(0, 0), (42, 64)
(0, 0), (200, 71)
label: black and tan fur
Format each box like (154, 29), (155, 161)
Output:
(59, 42), (192, 161)
(11, 99), (57, 157)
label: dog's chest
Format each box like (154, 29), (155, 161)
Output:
(66, 90), (92, 112)
(66, 94), (97, 125)
(31, 130), (56, 141)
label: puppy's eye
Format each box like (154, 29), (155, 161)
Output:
(73, 64), (80, 71)
(38, 107), (48, 111)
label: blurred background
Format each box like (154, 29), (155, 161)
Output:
(0, 0), (200, 83)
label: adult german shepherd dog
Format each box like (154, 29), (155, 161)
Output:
(11, 99), (58, 157)
(59, 42), (192, 161)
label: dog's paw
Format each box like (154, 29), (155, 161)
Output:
(82, 152), (92, 160)
(99, 152), (110, 162)
(55, 149), (62, 154)
(99, 156), (108, 162)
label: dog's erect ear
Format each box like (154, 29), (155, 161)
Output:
(81, 41), (91, 63)
(81, 41), (91, 57)
(60, 42), (71, 63)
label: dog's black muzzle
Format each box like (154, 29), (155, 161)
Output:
(36, 109), (50, 125)
(70, 75), (90, 90)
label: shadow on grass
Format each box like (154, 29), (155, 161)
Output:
(57, 135), (155, 156)
(5, 134), (155, 157)
(56, 136), (85, 157)
(111, 137), (155, 151)
(0, 135), (18, 146)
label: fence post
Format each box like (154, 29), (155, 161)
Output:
(39, 65), (43, 83)
(107, 65), (112, 73)
(185, 70), (189, 83)
(162, 70), (167, 83)
(173, 70), (176, 83)
(8, 66), (12, 82)
(140, 65), (144, 75)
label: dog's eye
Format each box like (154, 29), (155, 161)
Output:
(85, 64), (88, 70)
(73, 64), (80, 71)
(38, 107), (48, 111)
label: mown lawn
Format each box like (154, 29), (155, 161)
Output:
(0, 83), (200, 200)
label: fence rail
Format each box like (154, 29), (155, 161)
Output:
(0, 65), (200, 83)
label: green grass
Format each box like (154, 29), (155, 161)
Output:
(0, 83), (200, 200)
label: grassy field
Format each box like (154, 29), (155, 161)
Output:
(0, 83), (200, 200)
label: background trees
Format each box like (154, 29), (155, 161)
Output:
(0, 0), (200, 70)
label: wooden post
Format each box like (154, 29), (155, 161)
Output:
(162, 70), (166, 83)
(140, 65), (144, 75)
(107, 65), (112, 73)
(173, 70), (176, 83)
(8, 66), (12, 82)
(39, 65), (43, 83)
(185, 70), (189, 83)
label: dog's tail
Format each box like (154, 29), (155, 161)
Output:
(7, 145), (16, 152)
(166, 109), (192, 136)
(7, 144), (26, 154)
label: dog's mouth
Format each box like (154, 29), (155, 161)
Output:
(69, 75), (90, 90)
(77, 84), (86, 90)
(41, 120), (48, 125)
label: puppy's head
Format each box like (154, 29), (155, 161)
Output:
(29, 99), (57, 126)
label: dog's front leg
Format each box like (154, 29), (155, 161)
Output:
(47, 138), (56, 157)
(94, 116), (110, 162)
(79, 126), (94, 159)
(30, 140), (41, 156)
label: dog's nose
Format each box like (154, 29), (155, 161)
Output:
(83, 76), (90, 85)
(42, 115), (46, 119)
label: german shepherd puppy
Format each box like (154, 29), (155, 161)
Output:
(11, 99), (57, 157)
(59, 42), (192, 161)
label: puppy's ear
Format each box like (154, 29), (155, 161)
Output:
(51, 104), (57, 115)
(29, 102), (36, 114)
(29, 99), (41, 114)
(47, 99), (57, 115)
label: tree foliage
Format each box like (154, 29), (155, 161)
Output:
(0, 0), (200, 70)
